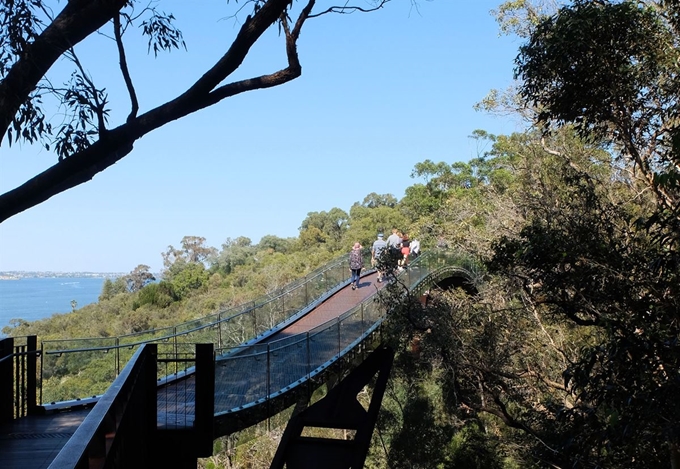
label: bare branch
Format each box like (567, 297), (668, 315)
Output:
(291, 0), (316, 41)
(114, 13), (139, 122)
(308, 0), (392, 19)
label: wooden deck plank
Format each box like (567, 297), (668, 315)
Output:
(0, 408), (91, 469)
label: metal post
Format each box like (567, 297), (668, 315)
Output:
(25, 335), (36, 415)
(195, 343), (215, 457)
(337, 319), (341, 356)
(0, 337), (14, 422)
(266, 343), (271, 433)
(306, 332), (311, 378)
(361, 303), (365, 332)
(173, 326), (178, 376)
(266, 344), (271, 400)
(218, 311), (223, 350)
(115, 337), (120, 375)
(39, 341), (44, 406)
(15, 344), (23, 418)
(253, 307), (258, 337)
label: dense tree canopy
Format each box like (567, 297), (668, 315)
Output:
(515, 0), (680, 209)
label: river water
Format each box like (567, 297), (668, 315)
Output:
(0, 277), (107, 332)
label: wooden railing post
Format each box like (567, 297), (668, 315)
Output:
(26, 335), (37, 416)
(0, 337), (13, 422)
(195, 343), (215, 457)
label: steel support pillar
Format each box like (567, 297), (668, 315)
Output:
(270, 346), (394, 469)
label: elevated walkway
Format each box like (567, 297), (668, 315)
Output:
(0, 251), (480, 468)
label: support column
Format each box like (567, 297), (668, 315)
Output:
(0, 338), (14, 422)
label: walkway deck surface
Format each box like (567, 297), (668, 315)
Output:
(0, 408), (90, 469)
(0, 272), (384, 469)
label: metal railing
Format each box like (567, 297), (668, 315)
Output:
(37, 251), (371, 404)
(211, 250), (480, 415)
(8, 250), (477, 413)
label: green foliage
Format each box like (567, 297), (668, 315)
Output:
(98, 276), (127, 301)
(167, 262), (209, 300)
(99, 278), (115, 301)
(140, 10), (186, 57)
(213, 237), (256, 275)
(132, 281), (176, 309)
(298, 208), (349, 250)
(515, 0), (680, 209)
(345, 202), (408, 249)
(162, 235), (217, 270)
(446, 422), (506, 469)
(361, 192), (398, 208)
(258, 234), (293, 254)
(385, 391), (453, 468)
(489, 164), (680, 467)
(517, 1), (673, 138)
(124, 264), (155, 293)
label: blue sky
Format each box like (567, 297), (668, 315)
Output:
(0, 0), (524, 273)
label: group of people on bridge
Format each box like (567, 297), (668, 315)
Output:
(348, 229), (421, 289)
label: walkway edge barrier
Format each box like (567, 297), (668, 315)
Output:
(48, 343), (157, 469)
(0, 335), (38, 422)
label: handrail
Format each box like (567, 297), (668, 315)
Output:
(47, 344), (157, 469)
(37, 250), (370, 404)
(42, 252), (350, 346)
(211, 250), (481, 417)
(35, 252), (479, 468)
(0, 348), (40, 364)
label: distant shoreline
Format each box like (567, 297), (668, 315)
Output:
(0, 272), (125, 280)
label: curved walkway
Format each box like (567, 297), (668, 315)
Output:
(157, 271), (386, 429)
(2, 252), (475, 469)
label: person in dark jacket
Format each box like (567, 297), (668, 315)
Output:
(349, 242), (363, 290)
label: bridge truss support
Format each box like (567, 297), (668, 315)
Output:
(270, 345), (394, 469)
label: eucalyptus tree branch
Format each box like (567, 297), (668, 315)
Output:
(291, 0), (316, 41)
(520, 368), (571, 395)
(64, 48), (107, 136)
(0, 0), (295, 223)
(114, 13), (139, 123)
(614, 109), (678, 209)
(308, 0), (393, 18)
(0, 0), (128, 143)
(527, 300), (570, 365)
(490, 394), (558, 454)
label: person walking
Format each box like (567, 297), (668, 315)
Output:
(386, 228), (402, 249)
(371, 233), (388, 282)
(349, 242), (363, 290)
(400, 234), (410, 269)
(410, 238), (421, 258)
